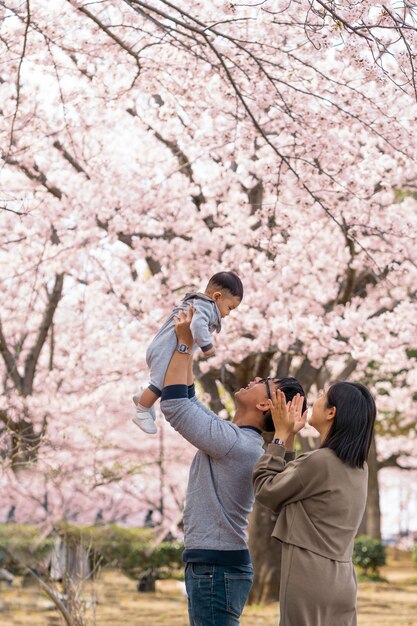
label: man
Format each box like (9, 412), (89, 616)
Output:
(160, 306), (305, 625)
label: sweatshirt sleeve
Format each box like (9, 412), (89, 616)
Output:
(160, 386), (238, 459)
(189, 395), (220, 420)
(190, 301), (214, 352)
(253, 444), (315, 515)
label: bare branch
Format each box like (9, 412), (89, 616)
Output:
(0, 546), (75, 626)
(378, 453), (416, 471)
(0, 205), (24, 216)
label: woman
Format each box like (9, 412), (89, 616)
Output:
(253, 381), (376, 626)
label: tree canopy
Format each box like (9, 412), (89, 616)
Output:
(1, 0), (417, 531)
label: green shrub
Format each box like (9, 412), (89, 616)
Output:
(0, 523), (184, 581)
(353, 535), (386, 577)
(55, 523), (183, 579)
(0, 524), (54, 575)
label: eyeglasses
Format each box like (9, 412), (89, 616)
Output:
(260, 377), (273, 401)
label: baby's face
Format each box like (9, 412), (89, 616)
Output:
(215, 293), (241, 318)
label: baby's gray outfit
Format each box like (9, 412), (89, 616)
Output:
(145, 292), (221, 393)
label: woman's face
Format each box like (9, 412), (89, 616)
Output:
(308, 389), (332, 436)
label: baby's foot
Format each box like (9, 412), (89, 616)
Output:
(132, 392), (156, 417)
(132, 407), (157, 434)
(132, 396), (156, 435)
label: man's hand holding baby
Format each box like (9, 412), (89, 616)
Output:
(174, 305), (195, 349)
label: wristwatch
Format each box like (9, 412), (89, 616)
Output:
(272, 438), (285, 446)
(177, 343), (191, 354)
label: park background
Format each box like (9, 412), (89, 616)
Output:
(1, 0), (417, 624)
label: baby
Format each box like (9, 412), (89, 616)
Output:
(133, 271), (243, 433)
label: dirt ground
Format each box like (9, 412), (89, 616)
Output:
(0, 549), (416, 626)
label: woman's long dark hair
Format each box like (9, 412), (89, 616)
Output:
(320, 381), (376, 468)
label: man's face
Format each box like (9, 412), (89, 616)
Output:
(235, 377), (274, 412)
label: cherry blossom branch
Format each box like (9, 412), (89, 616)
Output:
(0, 322), (23, 392)
(314, 1), (417, 97)
(77, 2), (142, 75)
(382, 3), (417, 101)
(4, 157), (63, 200)
(23, 274), (64, 396)
(334, 230), (356, 306)
(7, 0), (31, 153)
(0, 205), (24, 216)
(53, 141), (91, 179)
(115, 1), (392, 278)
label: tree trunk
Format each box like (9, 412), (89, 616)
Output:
(0, 409), (47, 471)
(248, 432), (317, 605)
(248, 503), (281, 604)
(137, 570), (156, 592)
(353, 435), (381, 538)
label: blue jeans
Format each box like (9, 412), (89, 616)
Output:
(185, 562), (254, 626)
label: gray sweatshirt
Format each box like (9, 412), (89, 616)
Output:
(160, 386), (265, 565)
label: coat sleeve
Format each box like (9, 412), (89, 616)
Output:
(253, 444), (314, 514)
(190, 301), (214, 351)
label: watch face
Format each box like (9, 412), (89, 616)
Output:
(178, 344), (188, 353)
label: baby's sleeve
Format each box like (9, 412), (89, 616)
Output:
(190, 301), (214, 352)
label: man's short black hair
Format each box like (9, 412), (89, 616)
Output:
(263, 377), (307, 432)
(207, 271), (243, 300)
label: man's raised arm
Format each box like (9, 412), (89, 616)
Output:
(160, 306), (237, 458)
(163, 305), (194, 388)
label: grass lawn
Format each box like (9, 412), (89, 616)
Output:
(0, 549), (415, 625)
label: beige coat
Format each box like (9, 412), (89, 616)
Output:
(253, 444), (368, 626)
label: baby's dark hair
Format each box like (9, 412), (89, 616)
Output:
(207, 271), (243, 300)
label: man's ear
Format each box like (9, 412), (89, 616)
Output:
(212, 291), (222, 301)
(256, 400), (270, 413)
